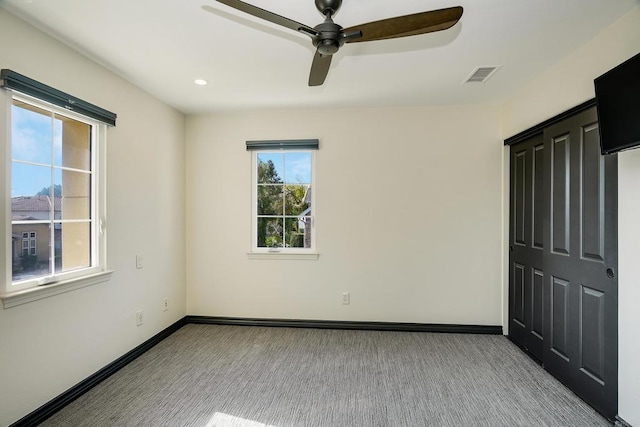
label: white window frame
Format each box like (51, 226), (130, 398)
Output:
(249, 150), (318, 259)
(0, 90), (112, 308)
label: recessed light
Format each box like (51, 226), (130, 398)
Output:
(194, 79), (208, 86)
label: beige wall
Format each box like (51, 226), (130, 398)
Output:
(0, 10), (187, 426)
(501, 6), (640, 425)
(501, 7), (640, 139)
(186, 106), (504, 325)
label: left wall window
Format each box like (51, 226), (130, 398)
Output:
(1, 71), (114, 306)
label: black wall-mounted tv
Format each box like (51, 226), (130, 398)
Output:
(594, 51), (640, 155)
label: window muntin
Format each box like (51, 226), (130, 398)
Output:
(254, 151), (314, 251)
(7, 95), (102, 291)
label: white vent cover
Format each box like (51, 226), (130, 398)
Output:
(463, 66), (501, 83)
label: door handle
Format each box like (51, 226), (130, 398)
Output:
(606, 268), (615, 279)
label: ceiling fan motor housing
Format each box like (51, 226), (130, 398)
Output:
(315, 0), (342, 16)
(313, 20), (344, 55)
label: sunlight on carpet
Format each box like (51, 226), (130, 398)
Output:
(206, 412), (278, 427)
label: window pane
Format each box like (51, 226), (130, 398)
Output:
(11, 101), (53, 165)
(284, 152), (311, 184)
(54, 114), (91, 170)
(284, 184), (310, 215)
(11, 224), (52, 282)
(12, 164), (55, 224)
(57, 170), (91, 220)
(284, 217), (309, 248)
(257, 217), (283, 248)
(257, 153), (283, 184)
(59, 222), (91, 272)
(11, 162), (52, 199)
(257, 185), (283, 215)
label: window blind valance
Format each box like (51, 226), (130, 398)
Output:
(246, 139), (319, 151)
(0, 69), (117, 126)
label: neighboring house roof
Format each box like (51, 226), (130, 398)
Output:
(11, 196), (61, 221)
(12, 215), (40, 221)
(11, 196), (61, 212)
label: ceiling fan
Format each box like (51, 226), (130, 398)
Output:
(204, 0), (463, 86)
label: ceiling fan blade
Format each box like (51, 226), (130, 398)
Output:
(344, 6), (463, 43)
(208, 0), (318, 37)
(308, 51), (333, 87)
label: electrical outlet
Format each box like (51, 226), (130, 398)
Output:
(342, 292), (350, 305)
(136, 255), (143, 269)
(163, 298), (168, 312)
(136, 310), (143, 326)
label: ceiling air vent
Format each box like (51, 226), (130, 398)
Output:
(463, 66), (501, 83)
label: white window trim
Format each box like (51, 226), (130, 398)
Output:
(0, 270), (113, 308)
(246, 252), (319, 260)
(0, 90), (110, 307)
(249, 149), (318, 258)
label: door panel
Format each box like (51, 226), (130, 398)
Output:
(509, 134), (545, 362)
(532, 146), (545, 249)
(551, 134), (570, 255)
(550, 276), (570, 362)
(580, 285), (605, 383)
(532, 269), (544, 338)
(542, 107), (617, 419)
(581, 124), (605, 262)
(514, 150), (527, 246)
(513, 263), (526, 327)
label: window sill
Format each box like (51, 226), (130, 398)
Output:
(247, 252), (319, 260)
(0, 270), (114, 309)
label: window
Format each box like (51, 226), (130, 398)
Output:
(7, 96), (104, 291)
(22, 231), (36, 257)
(248, 140), (317, 255)
(0, 70), (115, 306)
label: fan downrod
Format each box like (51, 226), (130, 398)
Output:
(315, 0), (342, 17)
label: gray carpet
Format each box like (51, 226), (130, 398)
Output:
(40, 324), (610, 426)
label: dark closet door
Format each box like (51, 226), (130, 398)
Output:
(509, 134), (545, 362)
(542, 107), (618, 419)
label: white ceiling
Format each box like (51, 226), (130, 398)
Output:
(2, 0), (638, 114)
